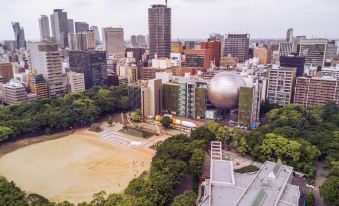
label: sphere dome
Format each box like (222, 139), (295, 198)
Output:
(207, 72), (246, 110)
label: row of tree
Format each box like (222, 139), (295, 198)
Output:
(0, 85), (129, 144)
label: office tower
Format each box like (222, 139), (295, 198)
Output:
(11, 22), (26, 49)
(50, 9), (69, 48)
(0, 63), (14, 83)
(171, 42), (182, 53)
(137, 35), (146, 47)
(295, 76), (339, 107)
(299, 39), (328, 67)
(267, 67), (297, 106)
(67, 19), (74, 33)
(279, 42), (293, 57)
(148, 4), (171, 59)
(29, 74), (49, 99)
(200, 41), (221, 67)
(90, 26), (100, 44)
(85, 31), (96, 50)
(185, 49), (211, 71)
(292, 36), (306, 53)
(280, 55), (305, 77)
(27, 42), (68, 97)
(141, 79), (163, 117)
(131, 35), (137, 47)
(3, 40), (17, 51)
(68, 33), (87, 51)
(254, 47), (272, 65)
(39, 15), (50, 40)
(75, 22), (89, 33)
(128, 84), (142, 111)
(102, 27), (124, 57)
(223, 34), (250, 63)
(286, 28), (293, 42)
(2, 81), (36, 104)
(66, 71), (85, 93)
(69, 51), (108, 89)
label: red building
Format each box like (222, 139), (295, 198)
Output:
(200, 41), (221, 67)
(185, 49), (211, 71)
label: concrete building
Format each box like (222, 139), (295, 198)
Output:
(151, 58), (172, 69)
(131, 35), (137, 47)
(50, 9), (69, 48)
(171, 42), (182, 53)
(90, 26), (100, 44)
(148, 4), (171, 59)
(254, 47), (272, 65)
(69, 51), (108, 89)
(0, 63), (14, 84)
(200, 41), (221, 67)
(279, 42), (293, 57)
(75, 22), (89, 33)
(185, 49), (211, 71)
(223, 34), (250, 63)
(102, 27), (124, 57)
(220, 55), (239, 69)
(29, 73), (49, 99)
(170, 53), (182, 67)
(85, 31), (96, 50)
(267, 67), (297, 106)
(139, 67), (172, 80)
(67, 19), (74, 33)
(308, 65), (339, 79)
(295, 76), (339, 107)
(126, 48), (146, 63)
(66, 71), (85, 93)
(12, 22), (26, 49)
(141, 79), (163, 117)
(2, 81), (36, 104)
(39, 15), (51, 40)
(68, 33), (87, 51)
(299, 39), (328, 67)
(198, 142), (300, 206)
(27, 41), (68, 97)
(279, 55), (305, 77)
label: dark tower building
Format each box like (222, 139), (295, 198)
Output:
(69, 51), (108, 89)
(50, 9), (69, 48)
(75, 22), (89, 33)
(12, 22), (26, 49)
(148, 4), (171, 59)
(223, 34), (250, 63)
(280, 55), (306, 77)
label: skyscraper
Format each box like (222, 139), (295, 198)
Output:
(286, 28), (293, 42)
(75, 22), (89, 33)
(299, 39), (328, 67)
(102, 27), (124, 57)
(148, 4), (171, 59)
(68, 33), (87, 51)
(67, 19), (74, 33)
(27, 42), (68, 97)
(50, 9), (69, 48)
(131, 35), (137, 47)
(39, 15), (50, 40)
(90, 26), (100, 43)
(11, 22), (26, 49)
(223, 34), (250, 63)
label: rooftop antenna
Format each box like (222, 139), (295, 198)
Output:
(165, 0), (168, 6)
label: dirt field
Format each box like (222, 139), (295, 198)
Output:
(0, 131), (152, 204)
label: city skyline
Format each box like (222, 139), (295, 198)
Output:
(1, 0), (339, 41)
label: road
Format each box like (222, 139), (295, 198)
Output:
(313, 162), (328, 206)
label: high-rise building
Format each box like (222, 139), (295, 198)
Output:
(128, 84), (142, 111)
(3, 40), (17, 51)
(27, 41), (68, 97)
(0, 63), (14, 84)
(137, 35), (146, 48)
(68, 33), (87, 51)
(279, 42), (293, 57)
(267, 67), (297, 106)
(69, 51), (108, 89)
(66, 71), (85, 93)
(39, 15), (51, 40)
(50, 9), (69, 48)
(126, 48), (146, 63)
(279, 55), (305, 77)
(90, 26), (100, 44)
(223, 34), (250, 63)
(148, 4), (171, 59)
(67, 19), (74, 33)
(75, 22), (89, 33)
(11, 22), (26, 49)
(185, 49), (211, 71)
(131, 35), (137, 47)
(141, 79), (163, 117)
(102, 27), (124, 57)
(85, 31), (96, 50)
(299, 39), (328, 67)
(200, 41), (221, 67)
(286, 28), (293, 42)
(295, 76), (339, 107)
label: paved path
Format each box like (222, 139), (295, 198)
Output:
(313, 162), (328, 206)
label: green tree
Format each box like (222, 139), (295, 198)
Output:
(160, 116), (172, 128)
(189, 149), (205, 177)
(0, 126), (14, 142)
(0, 178), (28, 206)
(230, 129), (248, 154)
(171, 191), (197, 206)
(107, 116), (113, 127)
(191, 127), (215, 142)
(320, 176), (339, 205)
(305, 191), (314, 206)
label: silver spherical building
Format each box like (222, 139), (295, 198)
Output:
(207, 72), (246, 110)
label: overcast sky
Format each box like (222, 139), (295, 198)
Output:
(1, 0), (338, 41)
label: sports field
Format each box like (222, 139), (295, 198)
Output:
(0, 131), (152, 204)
